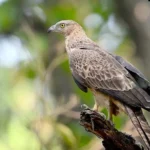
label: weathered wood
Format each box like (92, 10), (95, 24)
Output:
(80, 106), (144, 150)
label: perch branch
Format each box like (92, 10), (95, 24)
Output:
(80, 106), (144, 150)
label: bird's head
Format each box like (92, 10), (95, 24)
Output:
(47, 20), (81, 36)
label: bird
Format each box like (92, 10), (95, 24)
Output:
(48, 20), (150, 149)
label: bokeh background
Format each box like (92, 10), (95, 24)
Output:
(0, 0), (150, 149)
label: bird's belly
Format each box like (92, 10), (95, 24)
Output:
(90, 88), (126, 113)
(90, 88), (110, 108)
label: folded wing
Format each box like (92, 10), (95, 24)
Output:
(70, 49), (150, 110)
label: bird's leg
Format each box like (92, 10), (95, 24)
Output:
(92, 98), (106, 119)
(109, 99), (113, 122)
(92, 97), (99, 112)
(93, 103), (99, 112)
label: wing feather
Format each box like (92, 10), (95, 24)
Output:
(70, 49), (150, 110)
(114, 55), (150, 95)
(70, 49), (135, 91)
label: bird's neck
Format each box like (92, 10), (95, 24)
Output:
(65, 29), (92, 54)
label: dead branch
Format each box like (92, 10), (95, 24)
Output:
(80, 105), (144, 150)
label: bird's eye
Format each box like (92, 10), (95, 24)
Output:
(60, 23), (65, 28)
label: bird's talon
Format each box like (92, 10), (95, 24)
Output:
(98, 112), (106, 119)
(109, 120), (114, 126)
(81, 104), (89, 109)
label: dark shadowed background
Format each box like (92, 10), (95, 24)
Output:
(0, 0), (150, 149)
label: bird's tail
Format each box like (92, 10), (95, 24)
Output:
(125, 106), (150, 149)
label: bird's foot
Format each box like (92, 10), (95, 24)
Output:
(98, 112), (107, 119)
(92, 104), (106, 119)
(81, 104), (89, 109)
(81, 104), (106, 119)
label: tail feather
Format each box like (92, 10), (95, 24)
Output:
(125, 106), (150, 149)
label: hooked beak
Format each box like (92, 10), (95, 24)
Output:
(47, 25), (55, 33)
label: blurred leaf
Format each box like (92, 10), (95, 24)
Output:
(7, 119), (40, 150)
(0, 0), (22, 32)
(56, 123), (77, 149)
